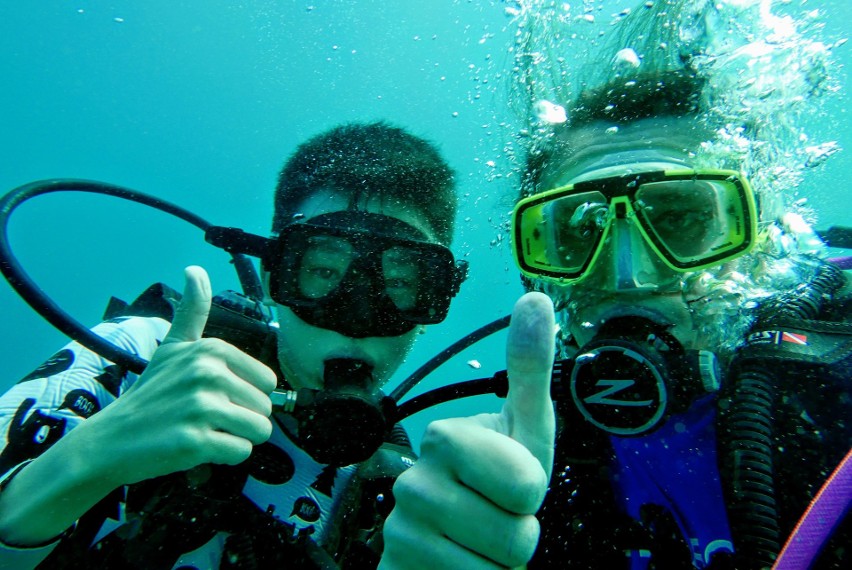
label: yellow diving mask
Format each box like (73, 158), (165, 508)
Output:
(512, 169), (758, 285)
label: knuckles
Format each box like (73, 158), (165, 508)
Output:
(420, 418), (548, 515)
(504, 460), (549, 515)
(419, 418), (463, 458)
(169, 425), (211, 466)
(389, 465), (542, 568)
(378, 510), (420, 569)
(251, 416), (274, 445)
(180, 387), (224, 420)
(389, 464), (447, 525)
(501, 514), (540, 568)
(169, 424), (254, 468)
(154, 336), (276, 395)
(390, 466), (427, 511)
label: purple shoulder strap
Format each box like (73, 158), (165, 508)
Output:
(772, 448), (852, 569)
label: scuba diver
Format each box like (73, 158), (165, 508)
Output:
(0, 120), (558, 570)
(509, 64), (851, 568)
(362, 2), (852, 567)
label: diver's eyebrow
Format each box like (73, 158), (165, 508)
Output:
(383, 247), (418, 261)
(306, 235), (353, 252)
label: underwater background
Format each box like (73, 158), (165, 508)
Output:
(1, 0), (848, 450)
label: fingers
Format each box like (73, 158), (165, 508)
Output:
(388, 461), (540, 569)
(380, 292), (555, 570)
(193, 430), (255, 467)
(503, 291), (556, 479)
(420, 416), (547, 515)
(222, 368), (274, 417)
(157, 264), (277, 395)
(381, 511), (515, 570)
(156, 340), (275, 425)
(207, 394), (273, 446)
(219, 342), (278, 395)
(182, 337), (277, 398)
(162, 265), (213, 345)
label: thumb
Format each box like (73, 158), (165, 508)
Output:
(504, 291), (556, 478)
(161, 266), (213, 345)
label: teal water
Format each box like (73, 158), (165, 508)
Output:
(0, 0), (848, 450)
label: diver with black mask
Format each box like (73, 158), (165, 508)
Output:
(0, 121), (471, 569)
(209, 207), (467, 467)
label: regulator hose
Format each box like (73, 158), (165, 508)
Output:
(721, 260), (847, 568)
(721, 368), (781, 568)
(0, 179), (263, 376)
(756, 262), (846, 323)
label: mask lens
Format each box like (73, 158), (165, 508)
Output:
(513, 189), (609, 281)
(270, 211), (464, 336)
(546, 191), (609, 273)
(513, 170), (756, 284)
(296, 240), (441, 314)
(382, 246), (420, 311)
(635, 176), (751, 267)
(298, 236), (355, 299)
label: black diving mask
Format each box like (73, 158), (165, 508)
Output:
(266, 211), (467, 338)
(205, 210), (467, 338)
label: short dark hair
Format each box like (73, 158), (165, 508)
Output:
(568, 70), (705, 127)
(272, 121), (457, 245)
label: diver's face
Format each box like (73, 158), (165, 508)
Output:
(266, 189), (435, 392)
(538, 116), (710, 348)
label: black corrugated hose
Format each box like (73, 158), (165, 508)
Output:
(721, 261), (846, 568)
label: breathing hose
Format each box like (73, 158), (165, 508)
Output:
(722, 368), (782, 567)
(0, 179), (515, 414)
(0, 179), (263, 375)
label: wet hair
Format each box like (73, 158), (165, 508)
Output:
(567, 70), (705, 128)
(513, 2), (845, 358)
(523, 71), (706, 195)
(272, 121), (457, 245)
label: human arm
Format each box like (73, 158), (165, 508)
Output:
(0, 266), (277, 549)
(379, 292), (556, 569)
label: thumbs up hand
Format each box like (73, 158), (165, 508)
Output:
(78, 266), (277, 488)
(380, 292), (556, 569)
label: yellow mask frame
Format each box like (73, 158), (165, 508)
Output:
(512, 169), (758, 284)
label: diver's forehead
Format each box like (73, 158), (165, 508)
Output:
(293, 188), (437, 242)
(539, 116), (710, 189)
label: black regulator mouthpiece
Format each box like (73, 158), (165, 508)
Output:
(564, 317), (723, 437)
(275, 359), (397, 466)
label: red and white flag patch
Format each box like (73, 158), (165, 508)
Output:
(779, 331), (808, 345)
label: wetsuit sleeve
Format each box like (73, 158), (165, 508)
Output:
(0, 316), (169, 566)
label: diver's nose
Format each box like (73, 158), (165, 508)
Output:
(591, 218), (678, 292)
(337, 267), (381, 328)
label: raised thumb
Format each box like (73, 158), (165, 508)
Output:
(504, 291), (556, 478)
(161, 265), (212, 345)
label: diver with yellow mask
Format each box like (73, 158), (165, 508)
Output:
(515, 154), (757, 435)
(513, 71), (851, 569)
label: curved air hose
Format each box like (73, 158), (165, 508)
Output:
(0, 179), (263, 376)
(722, 262), (846, 568)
